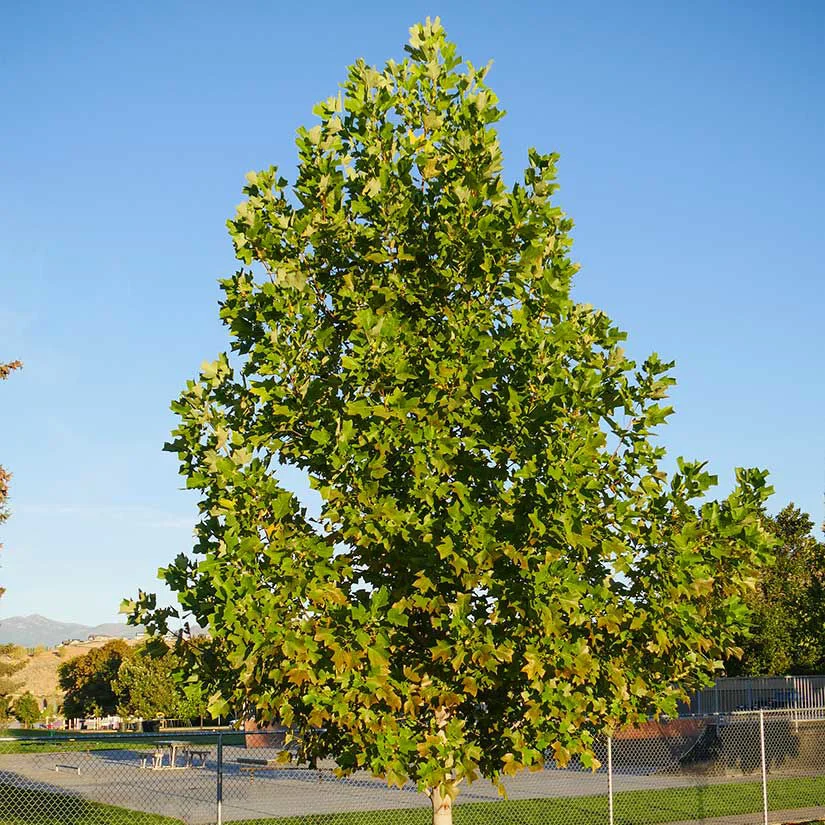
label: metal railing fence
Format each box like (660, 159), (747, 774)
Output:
(1, 709), (824, 824)
(681, 675), (825, 717)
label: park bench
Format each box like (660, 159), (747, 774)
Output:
(237, 757), (280, 781)
(236, 758), (329, 782)
(54, 764), (81, 774)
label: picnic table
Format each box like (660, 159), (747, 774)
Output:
(155, 740), (187, 768)
(151, 741), (209, 769)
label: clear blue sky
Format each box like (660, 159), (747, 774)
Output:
(1, 1), (822, 626)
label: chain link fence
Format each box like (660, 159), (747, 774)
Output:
(1, 709), (824, 824)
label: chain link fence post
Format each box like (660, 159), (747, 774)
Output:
(606, 735), (614, 825)
(759, 709), (768, 825)
(217, 731), (223, 825)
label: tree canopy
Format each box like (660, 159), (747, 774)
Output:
(12, 692), (41, 728)
(727, 503), (825, 677)
(58, 638), (209, 723)
(113, 640), (208, 721)
(112, 643), (178, 720)
(0, 645), (25, 722)
(58, 640), (133, 719)
(129, 19), (773, 823)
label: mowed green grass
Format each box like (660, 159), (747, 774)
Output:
(223, 776), (825, 825)
(0, 733), (153, 754)
(0, 729), (244, 754)
(0, 784), (182, 825)
(0, 775), (824, 824)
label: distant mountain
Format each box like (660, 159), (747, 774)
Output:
(0, 614), (144, 648)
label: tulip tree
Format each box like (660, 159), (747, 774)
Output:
(128, 19), (773, 824)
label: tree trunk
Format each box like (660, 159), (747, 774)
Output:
(431, 786), (453, 825)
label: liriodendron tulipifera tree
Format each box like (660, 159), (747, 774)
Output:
(126, 19), (773, 824)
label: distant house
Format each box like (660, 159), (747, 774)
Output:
(86, 634), (113, 642)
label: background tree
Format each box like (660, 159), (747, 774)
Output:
(0, 645), (25, 722)
(58, 640), (132, 720)
(129, 20), (773, 824)
(113, 640), (194, 721)
(1, 360), (22, 600)
(174, 670), (210, 726)
(12, 692), (41, 728)
(142, 628), (236, 725)
(726, 503), (825, 676)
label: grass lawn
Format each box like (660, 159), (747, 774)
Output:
(0, 784), (182, 825)
(0, 737), (154, 754)
(0, 775), (823, 824)
(221, 776), (825, 825)
(0, 729), (244, 755)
